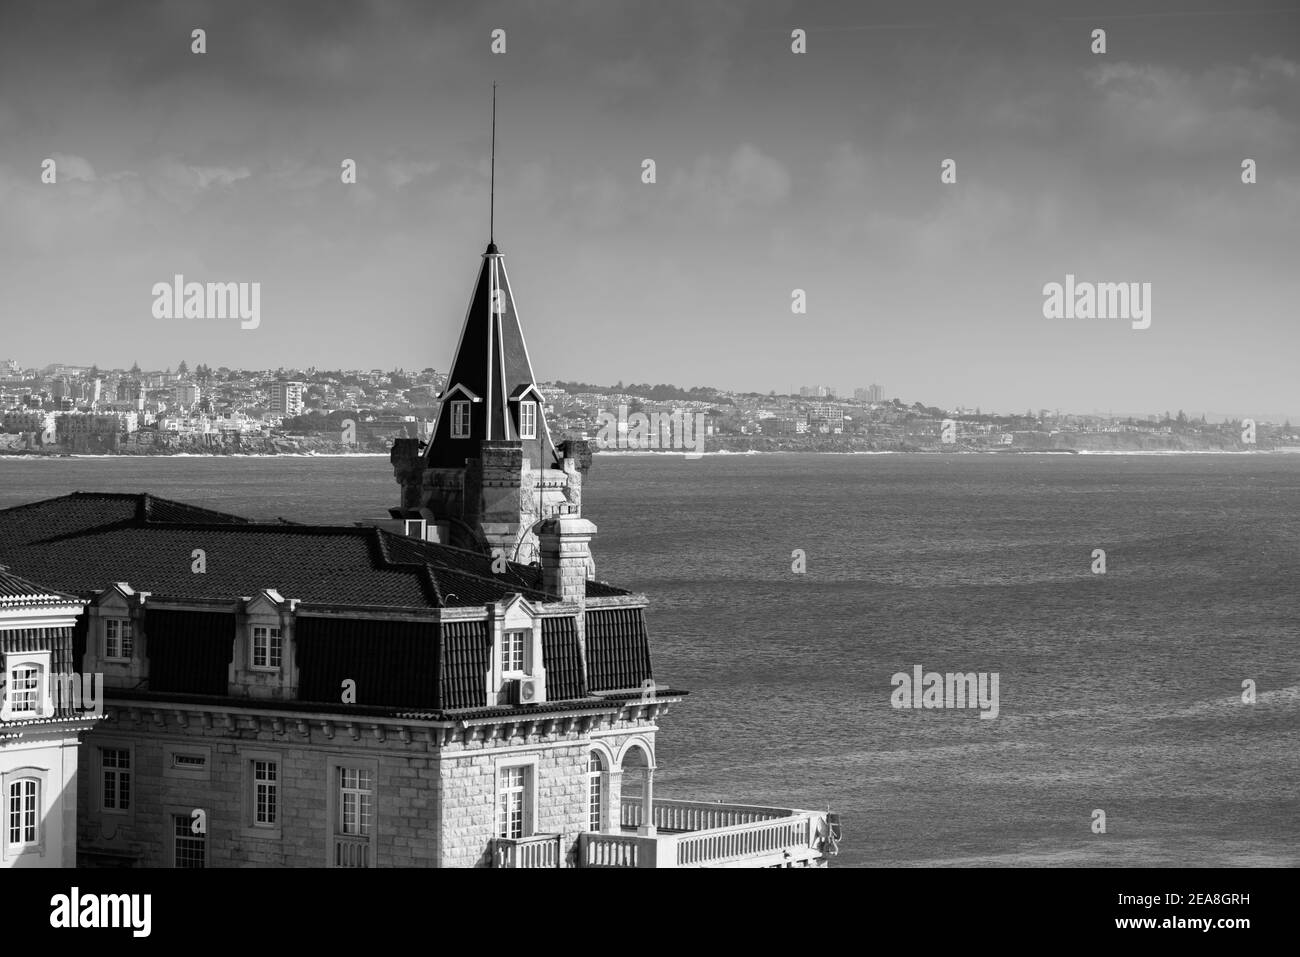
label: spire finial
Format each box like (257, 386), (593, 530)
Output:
(490, 82), (497, 246)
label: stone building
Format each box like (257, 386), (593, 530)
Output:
(0, 568), (100, 867)
(0, 239), (836, 869)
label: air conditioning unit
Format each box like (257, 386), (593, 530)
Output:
(511, 677), (542, 706)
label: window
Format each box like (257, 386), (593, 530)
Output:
(7, 666), (40, 715)
(102, 748), (131, 812)
(7, 780), (37, 846)
(173, 814), (205, 868)
(497, 766), (527, 840)
(450, 400), (471, 438)
(253, 760), (277, 826)
(164, 745), (211, 781)
(519, 401), (537, 440)
(252, 626), (282, 670)
(588, 752), (604, 832)
(501, 629), (527, 676)
(105, 618), (133, 660)
(339, 768), (373, 836)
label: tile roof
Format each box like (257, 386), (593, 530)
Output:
(0, 492), (633, 611)
(0, 566), (81, 607)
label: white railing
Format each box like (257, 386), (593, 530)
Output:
(581, 833), (641, 868)
(493, 833), (562, 868)
(585, 800), (826, 868)
(621, 798), (794, 832)
(334, 835), (371, 868)
(675, 815), (811, 866)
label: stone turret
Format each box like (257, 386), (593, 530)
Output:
(391, 241), (593, 565)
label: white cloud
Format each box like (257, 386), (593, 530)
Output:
(669, 143), (790, 219)
(382, 158), (438, 189)
(50, 153), (96, 182)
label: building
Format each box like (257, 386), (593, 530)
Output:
(174, 383), (200, 410)
(0, 567), (101, 868)
(807, 404), (845, 434)
(1, 410), (53, 436)
(855, 385), (883, 404)
(0, 238), (837, 870)
(269, 382), (305, 417)
(52, 412), (139, 453)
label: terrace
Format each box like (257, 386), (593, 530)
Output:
(494, 798), (835, 869)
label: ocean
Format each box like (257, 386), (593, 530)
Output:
(2, 452), (1297, 867)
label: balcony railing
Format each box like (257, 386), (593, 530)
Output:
(621, 798), (793, 832)
(333, 835), (371, 868)
(493, 833), (562, 868)
(583, 799), (830, 868)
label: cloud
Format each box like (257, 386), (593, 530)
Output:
(381, 158), (438, 190)
(668, 143), (791, 219)
(1085, 58), (1298, 153)
(50, 153), (95, 182)
(190, 165), (251, 189)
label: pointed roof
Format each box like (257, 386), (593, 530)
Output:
(424, 243), (558, 469)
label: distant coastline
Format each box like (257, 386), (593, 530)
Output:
(3, 447), (1297, 461)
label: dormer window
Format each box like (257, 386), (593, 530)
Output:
(502, 629), (528, 677)
(519, 401), (537, 440)
(252, 626), (283, 671)
(2, 652), (50, 720)
(104, 618), (133, 660)
(7, 666), (40, 716)
(451, 401), (471, 438)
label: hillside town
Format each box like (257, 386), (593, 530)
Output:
(0, 357), (1294, 455)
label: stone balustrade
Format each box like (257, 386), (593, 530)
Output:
(492, 833), (562, 868)
(585, 799), (828, 868)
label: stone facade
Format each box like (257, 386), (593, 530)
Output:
(79, 706), (661, 868)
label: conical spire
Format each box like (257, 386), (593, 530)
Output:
(424, 245), (557, 469)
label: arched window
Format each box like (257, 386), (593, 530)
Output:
(8, 778), (39, 847)
(588, 751), (604, 832)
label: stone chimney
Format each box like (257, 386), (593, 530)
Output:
(538, 506), (596, 604)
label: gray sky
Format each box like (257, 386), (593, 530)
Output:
(1, 0), (1297, 418)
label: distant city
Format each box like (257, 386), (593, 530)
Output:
(0, 358), (1295, 454)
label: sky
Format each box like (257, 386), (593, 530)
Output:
(0, 0), (1297, 419)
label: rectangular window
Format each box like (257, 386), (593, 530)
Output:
(8, 780), (38, 846)
(496, 766), (526, 840)
(339, 768), (373, 836)
(102, 748), (131, 812)
(519, 401), (537, 439)
(173, 814), (205, 868)
(8, 667), (39, 715)
(105, 618), (133, 660)
(172, 753), (207, 771)
(252, 625), (283, 670)
(501, 629), (527, 675)
(253, 760), (277, 826)
(450, 400), (470, 438)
